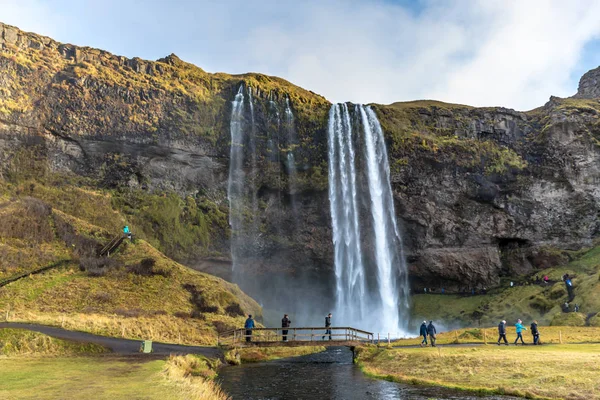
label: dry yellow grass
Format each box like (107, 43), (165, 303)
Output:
(163, 355), (230, 400)
(224, 346), (326, 364)
(357, 344), (600, 399)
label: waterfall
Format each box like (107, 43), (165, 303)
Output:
(248, 87), (259, 230)
(328, 104), (366, 324)
(328, 103), (409, 335)
(284, 97), (299, 215)
(228, 86), (245, 270)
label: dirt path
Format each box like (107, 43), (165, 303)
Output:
(0, 322), (222, 358)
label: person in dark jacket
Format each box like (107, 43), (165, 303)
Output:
(530, 320), (540, 345)
(497, 320), (508, 345)
(244, 314), (255, 343)
(427, 321), (437, 347)
(281, 314), (291, 342)
(322, 313), (332, 340)
(419, 321), (428, 347)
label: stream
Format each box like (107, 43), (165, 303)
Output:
(218, 347), (516, 400)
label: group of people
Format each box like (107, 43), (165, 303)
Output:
(419, 320), (437, 346)
(497, 319), (541, 345)
(243, 313), (332, 342)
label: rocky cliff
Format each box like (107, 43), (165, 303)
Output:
(2, 22), (600, 301)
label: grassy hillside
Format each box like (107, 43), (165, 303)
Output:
(410, 242), (600, 329)
(0, 177), (261, 345)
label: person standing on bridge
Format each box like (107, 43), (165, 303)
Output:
(244, 314), (255, 343)
(322, 313), (332, 341)
(427, 320), (437, 347)
(419, 321), (428, 347)
(282, 314), (291, 342)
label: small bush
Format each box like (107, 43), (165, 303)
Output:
(0, 197), (54, 243)
(213, 320), (236, 334)
(550, 312), (586, 326)
(114, 308), (143, 318)
(92, 292), (113, 304)
(225, 303), (245, 317)
(529, 295), (554, 313)
(183, 283), (219, 314)
(549, 285), (567, 300)
(126, 257), (170, 277)
(79, 257), (116, 277)
(173, 311), (191, 319)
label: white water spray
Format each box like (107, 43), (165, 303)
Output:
(328, 104), (409, 335)
(227, 86), (245, 270)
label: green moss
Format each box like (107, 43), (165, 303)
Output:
(111, 190), (228, 261)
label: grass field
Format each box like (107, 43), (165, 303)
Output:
(0, 328), (229, 400)
(356, 343), (600, 399)
(0, 356), (228, 400)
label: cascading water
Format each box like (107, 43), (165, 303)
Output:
(328, 104), (366, 324)
(328, 103), (409, 335)
(284, 97), (299, 216)
(248, 88), (259, 231)
(228, 86), (245, 270)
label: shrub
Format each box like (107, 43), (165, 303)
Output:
(0, 197), (54, 242)
(550, 312), (586, 326)
(183, 283), (219, 314)
(529, 295), (554, 313)
(225, 303), (245, 317)
(213, 320), (236, 334)
(548, 284), (567, 300)
(80, 257), (117, 277)
(126, 257), (171, 277)
(92, 292), (113, 304)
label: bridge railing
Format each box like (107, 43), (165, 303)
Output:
(218, 327), (374, 346)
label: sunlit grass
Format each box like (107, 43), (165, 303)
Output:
(357, 343), (600, 399)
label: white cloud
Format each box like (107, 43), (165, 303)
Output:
(1, 0), (600, 110)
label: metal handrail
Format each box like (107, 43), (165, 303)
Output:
(218, 326), (374, 346)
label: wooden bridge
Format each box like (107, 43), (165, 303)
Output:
(218, 327), (374, 348)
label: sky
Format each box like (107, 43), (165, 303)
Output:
(2, 0), (600, 110)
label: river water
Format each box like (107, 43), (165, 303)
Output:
(218, 347), (515, 400)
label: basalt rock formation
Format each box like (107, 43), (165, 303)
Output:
(2, 22), (600, 296)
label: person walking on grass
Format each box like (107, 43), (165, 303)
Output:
(281, 314), (291, 342)
(427, 320), (437, 347)
(497, 320), (509, 345)
(514, 319), (527, 345)
(419, 321), (428, 347)
(322, 313), (332, 341)
(530, 320), (540, 345)
(244, 314), (255, 343)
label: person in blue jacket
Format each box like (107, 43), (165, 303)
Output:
(419, 321), (428, 347)
(123, 225), (132, 241)
(244, 314), (255, 343)
(514, 319), (527, 345)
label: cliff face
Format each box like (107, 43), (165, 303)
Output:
(2, 22), (600, 296)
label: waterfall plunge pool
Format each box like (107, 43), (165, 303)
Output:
(218, 347), (517, 400)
